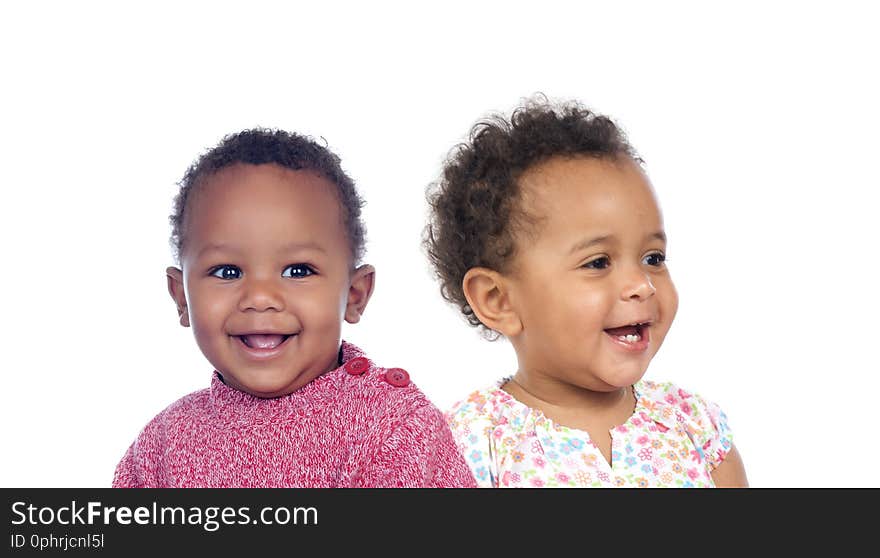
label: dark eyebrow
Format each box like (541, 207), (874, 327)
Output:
(569, 235), (612, 255)
(197, 243), (239, 258)
(568, 231), (666, 255)
(649, 231), (667, 243)
(279, 241), (327, 254)
(197, 241), (327, 259)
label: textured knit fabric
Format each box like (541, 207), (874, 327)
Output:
(113, 342), (477, 488)
(445, 378), (732, 488)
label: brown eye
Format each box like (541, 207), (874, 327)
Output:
(583, 257), (610, 270)
(282, 264), (315, 278)
(643, 253), (666, 267)
(209, 265), (241, 280)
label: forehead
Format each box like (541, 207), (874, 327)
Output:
(516, 156), (663, 242)
(183, 163), (347, 257)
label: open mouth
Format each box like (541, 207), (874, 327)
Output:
(604, 322), (650, 345)
(235, 334), (294, 350)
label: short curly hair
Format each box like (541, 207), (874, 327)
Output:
(424, 97), (640, 335)
(170, 128), (366, 264)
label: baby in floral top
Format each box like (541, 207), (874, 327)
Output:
(424, 97), (749, 487)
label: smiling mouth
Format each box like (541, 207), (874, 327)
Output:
(604, 322), (650, 344)
(235, 334), (294, 350)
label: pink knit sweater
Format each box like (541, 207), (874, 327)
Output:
(113, 342), (476, 488)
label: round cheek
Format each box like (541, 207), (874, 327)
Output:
(565, 282), (615, 332)
(186, 292), (231, 360)
(298, 284), (346, 332)
(188, 293), (223, 330)
(306, 300), (340, 332)
(653, 278), (679, 345)
(190, 316), (224, 364)
(538, 285), (610, 344)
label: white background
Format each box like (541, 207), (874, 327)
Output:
(1, 1), (877, 488)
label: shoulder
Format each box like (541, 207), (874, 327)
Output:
(115, 386), (212, 483)
(637, 378), (733, 467)
(114, 385), (215, 487)
(445, 381), (511, 436)
(446, 383), (501, 419)
(636, 379), (727, 422)
(132, 387), (213, 442)
(335, 353), (441, 425)
(157, 387), (213, 421)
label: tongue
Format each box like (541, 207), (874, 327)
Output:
(243, 334), (286, 349)
(605, 325), (639, 336)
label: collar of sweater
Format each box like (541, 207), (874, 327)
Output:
(207, 340), (368, 420)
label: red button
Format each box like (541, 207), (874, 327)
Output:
(344, 357), (370, 375)
(384, 368), (410, 387)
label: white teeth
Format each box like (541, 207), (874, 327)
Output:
(618, 334), (641, 343)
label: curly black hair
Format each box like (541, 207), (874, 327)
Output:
(170, 128), (366, 264)
(424, 97), (640, 335)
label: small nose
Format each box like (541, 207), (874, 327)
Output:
(621, 268), (656, 301)
(238, 277), (284, 312)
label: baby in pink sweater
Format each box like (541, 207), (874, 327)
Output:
(113, 129), (476, 488)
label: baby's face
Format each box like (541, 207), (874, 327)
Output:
(505, 156), (678, 391)
(170, 163), (361, 398)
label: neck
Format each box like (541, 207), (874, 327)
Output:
(505, 370), (633, 414)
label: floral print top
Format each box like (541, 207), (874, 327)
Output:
(445, 378), (732, 488)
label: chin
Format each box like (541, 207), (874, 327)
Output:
(229, 371), (301, 399)
(602, 363), (650, 388)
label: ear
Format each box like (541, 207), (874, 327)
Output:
(462, 267), (522, 337)
(344, 264), (376, 324)
(166, 266), (190, 327)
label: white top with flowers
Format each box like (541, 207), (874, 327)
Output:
(445, 378), (733, 488)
